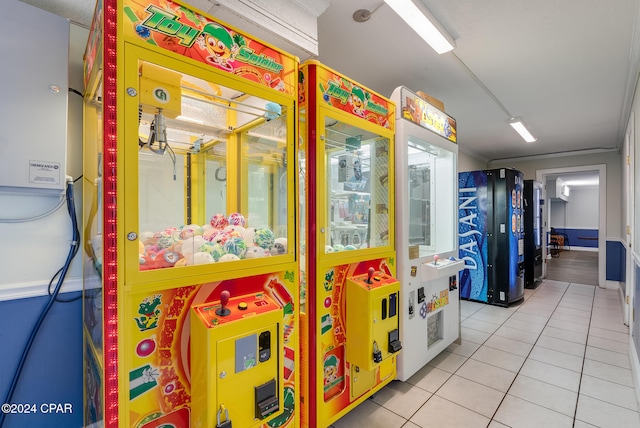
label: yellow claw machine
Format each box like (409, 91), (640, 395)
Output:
(298, 61), (401, 427)
(82, 1), (299, 427)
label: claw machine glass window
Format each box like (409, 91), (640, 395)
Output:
(406, 136), (456, 257)
(136, 60), (290, 271)
(324, 117), (390, 252)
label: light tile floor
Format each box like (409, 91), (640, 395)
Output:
(330, 280), (640, 428)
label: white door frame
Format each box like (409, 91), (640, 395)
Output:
(624, 113), (635, 325)
(536, 165), (607, 288)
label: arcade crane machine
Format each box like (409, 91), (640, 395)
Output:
(298, 61), (401, 427)
(390, 87), (462, 381)
(82, 1), (299, 427)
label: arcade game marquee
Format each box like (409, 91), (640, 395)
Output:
(82, 1), (299, 427)
(298, 61), (402, 427)
(390, 87), (462, 381)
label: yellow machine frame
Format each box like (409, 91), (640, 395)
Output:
(81, 1), (300, 427)
(299, 60), (399, 427)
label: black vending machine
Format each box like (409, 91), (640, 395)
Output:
(459, 168), (525, 306)
(524, 180), (543, 288)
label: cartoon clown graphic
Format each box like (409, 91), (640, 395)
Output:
(323, 354), (340, 386)
(349, 86), (369, 118)
(198, 23), (238, 71)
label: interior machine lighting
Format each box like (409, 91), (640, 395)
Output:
(247, 131), (286, 145)
(509, 116), (537, 143)
(176, 114), (204, 124)
(383, 0), (455, 54)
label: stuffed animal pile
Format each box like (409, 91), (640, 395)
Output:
(139, 212), (287, 271)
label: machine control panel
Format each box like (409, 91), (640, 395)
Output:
(191, 290), (283, 428)
(421, 256), (465, 281)
(193, 291), (280, 327)
(346, 268), (402, 371)
(351, 267), (398, 290)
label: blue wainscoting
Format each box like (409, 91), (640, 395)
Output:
(634, 262), (640, 365)
(553, 228), (599, 249)
(0, 292), (83, 428)
(606, 240), (626, 282)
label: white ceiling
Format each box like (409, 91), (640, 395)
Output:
(317, 0), (640, 163)
(20, 0), (640, 164)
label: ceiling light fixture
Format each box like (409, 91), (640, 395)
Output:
(563, 178), (599, 187)
(509, 117), (537, 143)
(383, 0), (455, 54)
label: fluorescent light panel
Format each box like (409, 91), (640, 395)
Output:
(509, 117), (537, 143)
(563, 178), (599, 187)
(384, 0), (455, 54)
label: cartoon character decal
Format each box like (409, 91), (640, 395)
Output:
(322, 347), (345, 401)
(197, 23), (242, 71)
(315, 68), (392, 128)
(323, 354), (340, 386)
(323, 269), (335, 292)
(135, 294), (162, 331)
(349, 86), (369, 118)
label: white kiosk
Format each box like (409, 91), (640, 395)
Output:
(391, 87), (462, 381)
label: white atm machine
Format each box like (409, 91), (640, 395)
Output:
(391, 86), (462, 381)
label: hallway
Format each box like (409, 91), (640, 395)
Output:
(546, 250), (599, 286)
(331, 280), (640, 427)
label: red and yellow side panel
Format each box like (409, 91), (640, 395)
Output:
(122, 272), (297, 428)
(314, 258), (395, 425)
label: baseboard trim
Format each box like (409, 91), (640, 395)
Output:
(604, 280), (621, 290)
(0, 277), (84, 302)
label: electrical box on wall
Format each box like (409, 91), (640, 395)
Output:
(0, 0), (69, 194)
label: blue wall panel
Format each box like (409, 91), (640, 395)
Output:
(634, 262), (640, 364)
(605, 240), (626, 282)
(553, 228), (598, 248)
(0, 292), (82, 428)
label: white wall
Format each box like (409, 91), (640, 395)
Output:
(549, 186), (599, 230)
(628, 33), (640, 400)
(458, 149), (487, 172)
(490, 151), (622, 242)
(566, 186), (599, 229)
(0, 23), (88, 300)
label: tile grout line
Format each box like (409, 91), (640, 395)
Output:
(352, 282), (611, 427)
(404, 282), (566, 426)
(332, 273), (635, 427)
(484, 281), (577, 426)
(570, 284), (596, 426)
(396, 298), (523, 424)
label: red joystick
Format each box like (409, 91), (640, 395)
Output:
(216, 290), (232, 317)
(367, 267), (375, 284)
(433, 255), (440, 265)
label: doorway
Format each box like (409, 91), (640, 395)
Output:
(536, 165), (606, 288)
